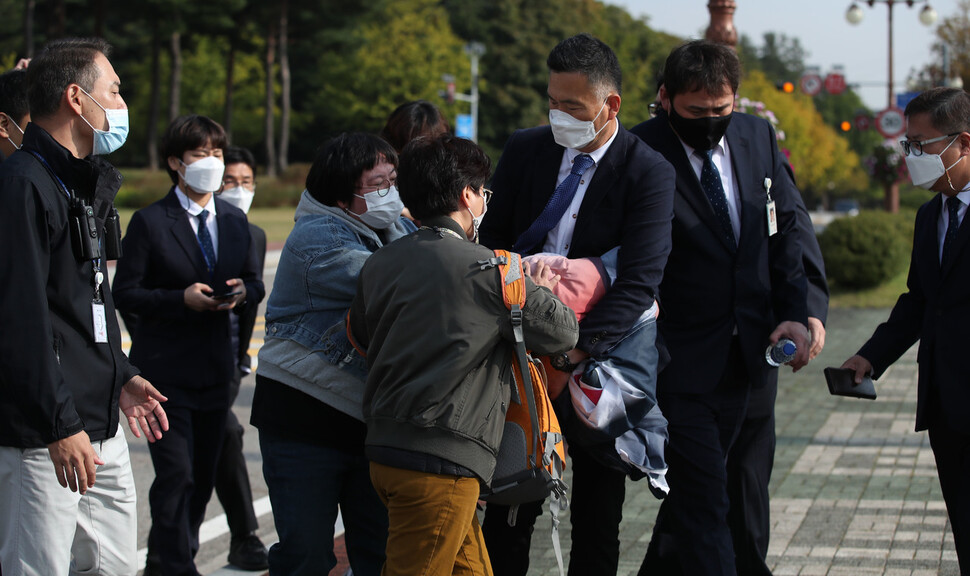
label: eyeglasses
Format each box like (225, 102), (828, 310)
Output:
(356, 178), (395, 197)
(899, 133), (959, 157)
(481, 188), (493, 204)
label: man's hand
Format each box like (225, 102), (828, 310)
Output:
(807, 317), (826, 360)
(768, 320), (811, 371)
(121, 375), (169, 442)
(184, 282), (216, 311)
(47, 431), (103, 494)
(840, 355), (873, 385)
(523, 260), (561, 291)
(214, 278), (247, 311)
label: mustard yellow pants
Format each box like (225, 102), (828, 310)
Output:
(370, 461), (493, 576)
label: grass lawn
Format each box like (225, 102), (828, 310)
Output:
(829, 268), (907, 309)
(116, 206), (296, 245)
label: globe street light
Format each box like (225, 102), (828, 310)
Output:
(846, 0), (938, 212)
(846, 1), (938, 109)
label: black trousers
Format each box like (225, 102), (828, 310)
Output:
(640, 340), (750, 576)
(726, 378), (777, 576)
(482, 441), (628, 576)
(213, 370), (259, 537)
(148, 404), (227, 576)
(928, 420), (970, 575)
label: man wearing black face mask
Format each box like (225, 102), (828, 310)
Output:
(630, 40), (810, 576)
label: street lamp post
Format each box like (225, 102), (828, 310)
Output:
(847, 0), (938, 212)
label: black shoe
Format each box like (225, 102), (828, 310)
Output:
(228, 533), (269, 571)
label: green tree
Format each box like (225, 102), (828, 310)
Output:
(309, 0), (468, 140)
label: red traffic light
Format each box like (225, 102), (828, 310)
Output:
(776, 81), (795, 94)
(840, 121), (851, 132)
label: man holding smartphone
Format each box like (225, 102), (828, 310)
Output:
(113, 115), (264, 576)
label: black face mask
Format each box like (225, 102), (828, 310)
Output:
(667, 105), (733, 151)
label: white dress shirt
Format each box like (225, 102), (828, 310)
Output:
(542, 120), (620, 256)
(937, 188), (970, 262)
(680, 137), (741, 242)
(175, 186), (219, 258)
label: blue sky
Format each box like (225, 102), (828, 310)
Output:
(611, 0), (961, 111)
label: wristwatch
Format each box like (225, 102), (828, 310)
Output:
(550, 352), (578, 373)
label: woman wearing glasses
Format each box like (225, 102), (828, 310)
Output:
(252, 132), (415, 576)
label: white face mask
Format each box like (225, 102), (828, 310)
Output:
(549, 101), (609, 150)
(220, 185), (255, 214)
(904, 135), (963, 190)
(468, 190), (488, 242)
(352, 185), (404, 229)
(4, 113), (24, 150)
(180, 156), (226, 194)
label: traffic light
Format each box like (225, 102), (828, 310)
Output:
(840, 120), (852, 132)
(439, 74), (456, 104)
(776, 81), (795, 94)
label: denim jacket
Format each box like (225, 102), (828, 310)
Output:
(257, 190), (416, 420)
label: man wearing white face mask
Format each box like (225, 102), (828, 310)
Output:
(841, 87), (970, 574)
(113, 115), (265, 576)
(479, 33), (675, 576)
(0, 67), (30, 161)
(0, 37), (169, 576)
(212, 145), (270, 570)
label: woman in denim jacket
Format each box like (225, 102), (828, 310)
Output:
(252, 133), (415, 576)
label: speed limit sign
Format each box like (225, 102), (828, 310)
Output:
(875, 107), (906, 139)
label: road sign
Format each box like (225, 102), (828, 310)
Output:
(896, 91), (919, 110)
(824, 71), (847, 95)
(800, 73), (822, 96)
(854, 112), (871, 131)
(455, 114), (474, 140)
(875, 107), (906, 139)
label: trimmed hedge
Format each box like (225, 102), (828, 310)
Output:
(819, 210), (911, 290)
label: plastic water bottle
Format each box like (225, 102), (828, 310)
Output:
(765, 338), (796, 367)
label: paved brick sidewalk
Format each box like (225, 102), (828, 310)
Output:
(525, 308), (959, 576)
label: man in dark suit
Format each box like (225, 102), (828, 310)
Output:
(630, 40), (810, 576)
(479, 33), (675, 576)
(727, 187), (829, 576)
(113, 115), (264, 576)
(842, 87), (970, 575)
(212, 145), (269, 570)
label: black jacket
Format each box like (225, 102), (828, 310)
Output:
(112, 189), (264, 404)
(0, 124), (139, 448)
(479, 123), (675, 358)
(631, 111), (808, 393)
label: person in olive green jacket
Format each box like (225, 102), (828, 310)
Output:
(349, 134), (579, 576)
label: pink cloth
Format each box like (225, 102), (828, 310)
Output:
(522, 253), (609, 322)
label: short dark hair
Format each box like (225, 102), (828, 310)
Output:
(27, 37), (112, 120)
(305, 133), (398, 207)
(0, 69), (29, 126)
(224, 146), (257, 175)
(547, 33), (622, 98)
(662, 40), (742, 101)
(162, 115), (229, 184)
(905, 87), (970, 135)
(398, 134), (491, 221)
(380, 100), (450, 153)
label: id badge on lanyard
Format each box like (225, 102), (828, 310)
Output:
(764, 176), (778, 236)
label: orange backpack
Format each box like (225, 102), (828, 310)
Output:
(479, 249), (568, 576)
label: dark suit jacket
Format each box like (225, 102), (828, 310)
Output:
(479, 123), (675, 357)
(859, 194), (970, 433)
(113, 189), (265, 395)
(237, 223), (267, 371)
(630, 112), (808, 393)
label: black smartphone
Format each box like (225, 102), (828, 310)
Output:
(210, 289), (242, 301)
(823, 367), (877, 400)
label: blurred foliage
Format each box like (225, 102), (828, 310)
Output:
(819, 210), (912, 289)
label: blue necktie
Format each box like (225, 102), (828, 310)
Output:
(942, 196), (962, 263)
(697, 149), (735, 245)
(513, 153), (595, 253)
(197, 209), (216, 276)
